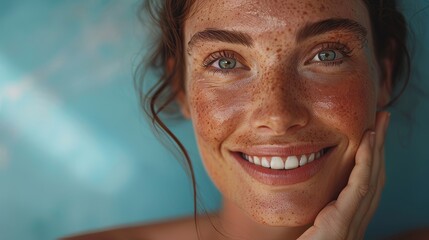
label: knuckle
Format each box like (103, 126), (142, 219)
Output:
(368, 184), (376, 196)
(357, 183), (375, 198)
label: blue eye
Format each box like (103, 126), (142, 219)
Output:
(312, 49), (344, 62)
(211, 57), (244, 70)
(203, 50), (248, 74)
(218, 58), (237, 69)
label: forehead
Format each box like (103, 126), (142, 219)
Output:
(185, 0), (371, 40)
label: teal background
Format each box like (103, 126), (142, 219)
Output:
(0, 1), (428, 239)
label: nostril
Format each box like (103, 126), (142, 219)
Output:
(255, 117), (307, 136)
(256, 125), (287, 136)
(251, 105), (310, 136)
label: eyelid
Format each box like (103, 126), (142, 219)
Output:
(305, 42), (353, 65)
(202, 50), (248, 69)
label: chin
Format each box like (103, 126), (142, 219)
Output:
(246, 200), (323, 227)
(234, 167), (351, 228)
(251, 211), (317, 227)
(229, 184), (335, 227)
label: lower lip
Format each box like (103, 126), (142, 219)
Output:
(232, 148), (333, 186)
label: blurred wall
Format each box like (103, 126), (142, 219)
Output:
(0, 1), (428, 239)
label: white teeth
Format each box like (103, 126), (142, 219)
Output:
(253, 156), (261, 165)
(261, 157), (270, 168)
(241, 148), (327, 170)
(308, 153), (315, 163)
(299, 155), (308, 167)
(285, 156), (299, 169)
(270, 157), (284, 169)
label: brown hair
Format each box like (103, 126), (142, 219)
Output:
(136, 0), (409, 237)
(363, 0), (410, 108)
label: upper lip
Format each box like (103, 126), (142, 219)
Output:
(231, 144), (335, 157)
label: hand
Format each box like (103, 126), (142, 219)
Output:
(298, 111), (390, 240)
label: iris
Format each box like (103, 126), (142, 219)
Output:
(318, 50), (337, 61)
(218, 58), (237, 69)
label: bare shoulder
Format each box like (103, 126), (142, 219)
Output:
(61, 216), (200, 240)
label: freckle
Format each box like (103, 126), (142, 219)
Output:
(303, 11), (308, 15)
(319, 4), (326, 12)
(266, 47), (270, 51)
(276, 48), (282, 53)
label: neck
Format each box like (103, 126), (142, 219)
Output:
(203, 198), (310, 240)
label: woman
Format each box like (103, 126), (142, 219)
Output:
(64, 0), (428, 239)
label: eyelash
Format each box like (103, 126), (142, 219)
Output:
(308, 42), (354, 66)
(201, 50), (243, 75)
(202, 50), (234, 66)
(201, 42), (354, 75)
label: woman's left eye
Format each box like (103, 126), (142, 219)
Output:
(211, 57), (244, 69)
(202, 50), (248, 74)
(311, 49), (344, 62)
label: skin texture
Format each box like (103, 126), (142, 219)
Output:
(61, 1), (429, 240)
(56, 0), (429, 239)
(179, 0), (389, 238)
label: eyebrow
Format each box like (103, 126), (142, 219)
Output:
(187, 18), (368, 52)
(296, 18), (368, 43)
(187, 28), (253, 52)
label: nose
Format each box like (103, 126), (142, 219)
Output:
(250, 74), (310, 136)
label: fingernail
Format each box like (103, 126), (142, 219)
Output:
(370, 131), (376, 148)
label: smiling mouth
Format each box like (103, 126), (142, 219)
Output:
(239, 147), (333, 170)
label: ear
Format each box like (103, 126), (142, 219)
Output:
(377, 57), (393, 108)
(167, 58), (191, 119)
(377, 41), (396, 108)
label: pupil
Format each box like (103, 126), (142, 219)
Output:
(219, 58), (236, 69)
(319, 50), (336, 61)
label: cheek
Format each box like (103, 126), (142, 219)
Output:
(311, 73), (377, 145)
(188, 79), (249, 145)
(187, 78), (252, 199)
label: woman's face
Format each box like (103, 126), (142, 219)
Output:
(181, 0), (386, 226)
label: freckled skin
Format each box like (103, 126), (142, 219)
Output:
(182, 0), (383, 232)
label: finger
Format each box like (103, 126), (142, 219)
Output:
(355, 112), (390, 237)
(375, 111), (390, 153)
(305, 131), (374, 240)
(334, 130), (374, 224)
(350, 112), (390, 239)
(356, 151), (386, 239)
(370, 112), (389, 183)
(303, 113), (390, 240)
(338, 131), (375, 239)
(356, 112), (390, 222)
(368, 111), (389, 191)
